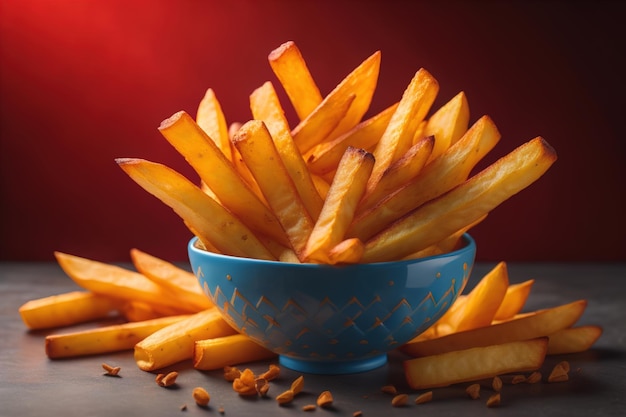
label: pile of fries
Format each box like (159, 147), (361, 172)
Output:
(18, 40), (602, 395)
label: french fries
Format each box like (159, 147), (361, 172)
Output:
(401, 300), (587, 357)
(45, 315), (188, 359)
(20, 41), (604, 397)
(193, 334), (277, 371)
(19, 291), (122, 330)
(134, 308), (236, 371)
(404, 338), (548, 389)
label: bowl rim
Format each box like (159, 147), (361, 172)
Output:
(188, 233), (475, 268)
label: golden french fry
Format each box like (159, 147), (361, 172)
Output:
(158, 111), (288, 246)
(250, 81), (325, 220)
(359, 135), (434, 210)
(445, 261), (510, 332)
(494, 279), (535, 321)
(116, 158), (275, 260)
(327, 238), (365, 265)
(19, 291), (122, 330)
(361, 137), (557, 263)
(352, 115), (501, 240)
(291, 91), (356, 154)
(193, 333), (277, 370)
(547, 325), (603, 355)
(45, 315), (188, 359)
(232, 120), (315, 259)
(367, 68), (439, 194)
(423, 91), (470, 162)
(196, 87), (232, 160)
(305, 102), (398, 176)
(404, 338), (548, 389)
(130, 248), (214, 311)
(303, 147), (374, 263)
(120, 301), (178, 322)
(268, 40), (323, 121)
(296, 50), (381, 146)
(401, 300), (586, 357)
(134, 308), (237, 371)
(54, 252), (201, 313)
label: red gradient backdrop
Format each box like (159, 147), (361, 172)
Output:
(1, 0), (624, 263)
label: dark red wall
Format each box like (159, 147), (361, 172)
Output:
(1, 0), (624, 263)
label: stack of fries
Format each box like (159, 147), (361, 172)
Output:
(18, 41), (601, 390)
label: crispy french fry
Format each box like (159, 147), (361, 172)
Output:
(361, 137), (557, 263)
(445, 261), (510, 332)
(250, 81), (325, 220)
(130, 248), (214, 311)
(367, 68), (439, 194)
(294, 50), (381, 147)
(401, 300), (586, 357)
(45, 315), (189, 359)
(120, 301), (177, 322)
(134, 308), (237, 371)
(54, 252), (200, 313)
(352, 115), (501, 240)
(196, 88), (232, 160)
(303, 147), (374, 263)
(547, 325), (603, 355)
(494, 279), (535, 321)
(291, 91), (356, 154)
(116, 158), (276, 260)
(305, 102), (398, 176)
(359, 135), (434, 210)
(268, 40), (323, 121)
(404, 338), (548, 389)
(158, 111), (288, 246)
(232, 120), (315, 259)
(19, 291), (122, 330)
(193, 333), (277, 370)
(327, 238), (365, 265)
(423, 91), (470, 162)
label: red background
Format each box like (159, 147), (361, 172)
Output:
(1, 0), (624, 263)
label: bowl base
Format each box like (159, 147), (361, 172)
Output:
(278, 354), (387, 375)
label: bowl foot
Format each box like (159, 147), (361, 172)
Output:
(278, 354), (387, 375)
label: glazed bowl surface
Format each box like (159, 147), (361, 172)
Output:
(188, 234), (476, 374)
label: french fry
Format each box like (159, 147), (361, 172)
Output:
(359, 135), (434, 210)
(367, 68), (439, 194)
(250, 81), (325, 220)
(305, 102), (398, 176)
(268, 40), (323, 121)
(19, 291), (122, 330)
(401, 300), (586, 357)
(116, 158), (276, 261)
(157, 111), (288, 246)
(351, 115), (501, 240)
(303, 147), (374, 263)
(232, 120), (315, 259)
(290, 90), (356, 154)
(494, 279), (535, 321)
(361, 137), (557, 263)
(129, 248), (214, 311)
(134, 308), (237, 371)
(423, 91), (470, 162)
(444, 261), (510, 332)
(45, 315), (189, 359)
(120, 300), (177, 322)
(196, 87), (232, 160)
(327, 238), (365, 265)
(54, 252), (200, 313)
(293, 50), (381, 146)
(193, 334), (277, 370)
(404, 338), (548, 389)
(547, 325), (603, 355)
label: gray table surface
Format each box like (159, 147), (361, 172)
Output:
(1, 262), (625, 417)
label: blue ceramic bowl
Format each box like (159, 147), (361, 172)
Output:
(188, 234), (476, 374)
